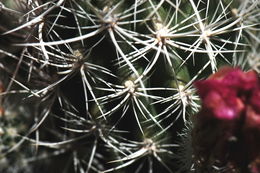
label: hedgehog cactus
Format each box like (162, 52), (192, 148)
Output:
(0, 0), (260, 172)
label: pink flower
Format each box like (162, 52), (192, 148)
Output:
(194, 66), (258, 121)
(192, 66), (260, 172)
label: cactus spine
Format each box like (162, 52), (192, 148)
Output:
(0, 0), (260, 172)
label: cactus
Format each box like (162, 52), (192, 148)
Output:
(0, 0), (260, 172)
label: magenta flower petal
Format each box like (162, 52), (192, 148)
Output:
(194, 67), (247, 120)
(221, 69), (258, 91)
(250, 89), (260, 113)
(245, 106), (260, 130)
(193, 66), (260, 172)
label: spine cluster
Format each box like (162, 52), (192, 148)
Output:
(0, 0), (259, 172)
